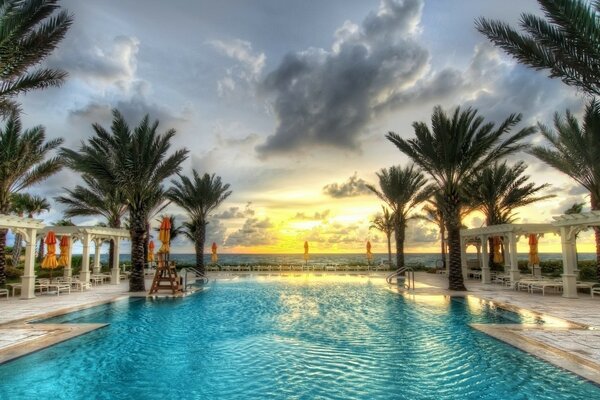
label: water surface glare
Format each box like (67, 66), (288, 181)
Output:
(1, 277), (598, 399)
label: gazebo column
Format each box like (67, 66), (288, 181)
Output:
(533, 234), (542, 278)
(20, 228), (37, 299)
(560, 227), (578, 298)
(93, 239), (101, 275)
(480, 235), (491, 284)
(79, 233), (91, 285)
(111, 237), (121, 284)
(460, 236), (468, 279)
(508, 233), (520, 285)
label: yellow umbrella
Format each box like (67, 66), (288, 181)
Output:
(41, 231), (59, 281)
(57, 235), (69, 267)
(158, 217), (171, 254)
(211, 242), (218, 263)
(366, 240), (373, 264)
(148, 240), (155, 262)
(492, 236), (504, 264)
(303, 241), (309, 264)
(528, 234), (540, 265)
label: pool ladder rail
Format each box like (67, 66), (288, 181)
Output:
(386, 267), (415, 290)
(180, 267), (209, 292)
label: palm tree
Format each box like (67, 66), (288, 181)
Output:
(61, 109), (188, 291)
(387, 106), (535, 290)
(56, 174), (127, 271)
(366, 165), (431, 269)
(476, 0), (600, 96)
(530, 99), (600, 280)
(565, 202), (586, 215)
(0, 113), (63, 285)
(168, 171), (231, 273)
(466, 161), (554, 268)
(369, 206), (395, 267)
(418, 194), (447, 270)
(0, 0), (73, 114)
(11, 193), (50, 265)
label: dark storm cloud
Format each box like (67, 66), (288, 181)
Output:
(257, 0), (428, 156)
(323, 173), (370, 198)
(213, 203), (255, 219)
(293, 210), (330, 221)
(224, 218), (276, 247)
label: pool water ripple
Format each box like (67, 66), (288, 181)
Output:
(0, 278), (599, 400)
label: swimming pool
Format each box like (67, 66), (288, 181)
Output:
(0, 276), (598, 399)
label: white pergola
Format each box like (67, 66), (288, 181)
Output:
(460, 223), (558, 286)
(0, 215), (45, 299)
(552, 211), (600, 298)
(41, 226), (130, 288)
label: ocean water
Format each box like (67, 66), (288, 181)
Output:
(102, 252), (594, 267)
(1, 277), (598, 399)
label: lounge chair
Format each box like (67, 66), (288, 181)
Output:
(0, 288), (8, 299)
(529, 280), (563, 296)
(592, 287), (600, 298)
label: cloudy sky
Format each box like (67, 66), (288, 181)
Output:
(14, 0), (594, 254)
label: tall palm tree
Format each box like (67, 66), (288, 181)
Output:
(369, 206), (395, 267)
(366, 165), (431, 269)
(56, 174), (127, 270)
(61, 109), (188, 291)
(476, 0), (600, 96)
(0, 113), (63, 284)
(11, 193), (49, 265)
(564, 202), (586, 214)
(168, 171), (231, 273)
(387, 106), (535, 290)
(466, 161), (554, 268)
(530, 99), (600, 280)
(0, 0), (73, 114)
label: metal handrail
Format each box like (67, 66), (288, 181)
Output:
(181, 267), (209, 290)
(386, 267), (415, 290)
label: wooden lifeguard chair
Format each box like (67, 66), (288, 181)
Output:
(148, 253), (181, 295)
(148, 217), (182, 295)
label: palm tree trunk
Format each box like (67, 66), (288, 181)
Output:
(129, 211), (146, 292)
(11, 233), (22, 267)
(447, 206), (466, 291)
(591, 195), (600, 281)
(386, 232), (392, 266)
(488, 237), (494, 269)
(37, 237), (44, 262)
(143, 223), (149, 270)
(108, 239), (114, 272)
(194, 223), (206, 274)
(394, 220), (405, 270)
(0, 229), (7, 285)
(440, 224), (446, 270)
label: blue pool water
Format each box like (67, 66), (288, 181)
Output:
(0, 276), (598, 399)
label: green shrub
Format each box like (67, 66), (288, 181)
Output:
(5, 266), (23, 279)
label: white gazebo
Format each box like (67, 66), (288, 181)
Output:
(552, 211), (600, 298)
(460, 223), (558, 285)
(0, 215), (45, 299)
(40, 226), (130, 287)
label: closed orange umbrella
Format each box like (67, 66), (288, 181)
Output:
(57, 236), (69, 267)
(303, 241), (309, 263)
(41, 231), (59, 280)
(366, 241), (373, 264)
(492, 236), (504, 264)
(528, 234), (540, 266)
(148, 240), (155, 262)
(211, 242), (218, 263)
(158, 217), (171, 254)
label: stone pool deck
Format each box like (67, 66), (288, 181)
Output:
(0, 272), (599, 382)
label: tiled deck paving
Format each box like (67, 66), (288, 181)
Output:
(0, 272), (599, 382)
